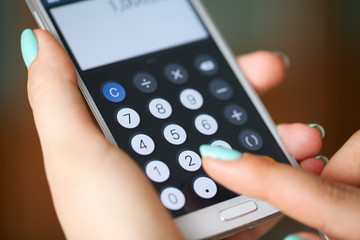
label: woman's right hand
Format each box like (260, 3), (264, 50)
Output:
(201, 130), (360, 240)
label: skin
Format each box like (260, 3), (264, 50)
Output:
(26, 29), (357, 240)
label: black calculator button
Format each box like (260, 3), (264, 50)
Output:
(133, 72), (158, 93)
(195, 55), (219, 76)
(193, 177), (217, 199)
(164, 63), (189, 85)
(149, 98), (173, 119)
(224, 104), (248, 126)
(160, 187), (186, 211)
(145, 160), (170, 183)
(131, 134), (155, 156)
(211, 140), (232, 150)
(179, 88), (204, 110)
(117, 108), (140, 129)
(194, 114), (218, 136)
(239, 130), (263, 151)
(209, 79), (233, 101)
(178, 150), (202, 172)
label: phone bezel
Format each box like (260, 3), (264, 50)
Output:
(25, 0), (299, 239)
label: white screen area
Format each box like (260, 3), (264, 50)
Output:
(50, 0), (209, 71)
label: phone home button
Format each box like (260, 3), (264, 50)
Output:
(219, 201), (258, 222)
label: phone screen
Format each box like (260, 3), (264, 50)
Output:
(41, 0), (289, 218)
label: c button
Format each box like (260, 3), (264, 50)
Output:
(103, 82), (126, 103)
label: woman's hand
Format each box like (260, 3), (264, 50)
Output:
(201, 133), (360, 240)
(22, 29), (325, 239)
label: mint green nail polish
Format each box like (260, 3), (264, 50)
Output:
(316, 155), (329, 164)
(308, 123), (325, 139)
(199, 145), (242, 161)
(283, 234), (304, 240)
(21, 29), (39, 69)
(272, 51), (290, 68)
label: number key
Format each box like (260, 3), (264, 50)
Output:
(149, 98), (172, 119)
(180, 88), (203, 110)
(194, 114), (218, 135)
(117, 108), (140, 129)
(145, 160), (170, 183)
(131, 134), (155, 155)
(178, 150), (202, 172)
(163, 124), (187, 145)
(160, 187), (185, 211)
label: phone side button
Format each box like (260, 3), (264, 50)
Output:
(219, 201), (258, 222)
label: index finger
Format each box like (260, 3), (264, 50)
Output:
(201, 149), (360, 240)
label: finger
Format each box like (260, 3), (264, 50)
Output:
(26, 29), (106, 159)
(322, 130), (360, 187)
(278, 123), (323, 160)
(201, 150), (360, 239)
(288, 232), (323, 240)
(299, 157), (326, 175)
(237, 51), (287, 94)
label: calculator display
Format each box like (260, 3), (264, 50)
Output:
(43, 0), (290, 218)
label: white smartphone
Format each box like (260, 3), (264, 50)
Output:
(25, 0), (298, 239)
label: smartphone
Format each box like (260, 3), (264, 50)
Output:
(25, 0), (298, 239)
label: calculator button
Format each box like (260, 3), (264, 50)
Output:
(131, 134), (155, 155)
(161, 187), (186, 211)
(179, 88), (204, 110)
(163, 124), (187, 145)
(149, 98), (172, 119)
(224, 104), (248, 126)
(164, 63), (189, 85)
(103, 82), (126, 103)
(211, 140), (232, 150)
(195, 55), (219, 76)
(193, 177), (217, 199)
(178, 150), (202, 172)
(145, 160), (170, 183)
(194, 114), (218, 136)
(209, 79), (233, 101)
(133, 72), (158, 93)
(117, 108), (140, 129)
(239, 130), (263, 151)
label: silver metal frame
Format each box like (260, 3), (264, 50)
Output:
(25, 0), (299, 239)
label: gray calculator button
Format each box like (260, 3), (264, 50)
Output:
(224, 104), (248, 126)
(195, 55), (219, 76)
(133, 72), (158, 93)
(209, 79), (233, 101)
(239, 130), (263, 151)
(164, 63), (188, 84)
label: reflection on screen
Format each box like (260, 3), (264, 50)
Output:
(50, 0), (209, 71)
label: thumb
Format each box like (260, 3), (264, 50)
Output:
(200, 145), (360, 240)
(21, 29), (105, 159)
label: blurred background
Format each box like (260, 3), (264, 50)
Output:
(1, 0), (359, 239)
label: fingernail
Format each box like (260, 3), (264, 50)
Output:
(283, 234), (304, 240)
(308, 123), (326, 139)
(316, 155), (329, 164)
(272, 51), (290, 68)
(199, 145), (242, 161)
(21, 29), (39, 69)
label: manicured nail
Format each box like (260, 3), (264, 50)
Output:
(21, 29), (39, 69)
(308, 123), (325, 139)
(283, 234), (304, 240)
(316, 155), (329, 164)
(272, 51), (290, 68)
(199, 145), (242, 161)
